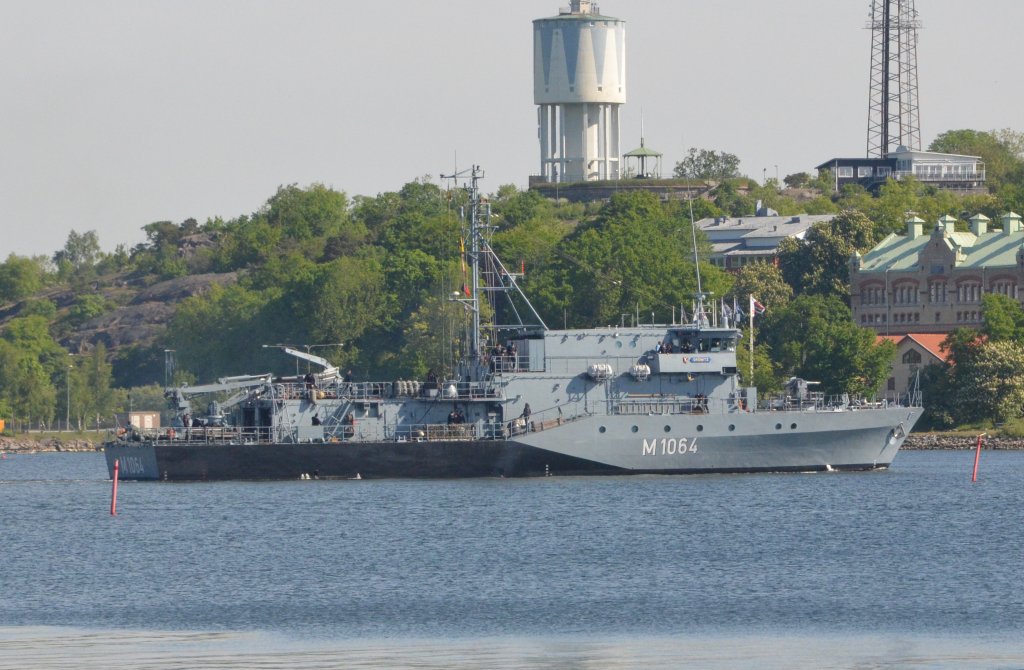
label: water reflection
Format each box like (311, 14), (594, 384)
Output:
(1, 628), (1022, 670)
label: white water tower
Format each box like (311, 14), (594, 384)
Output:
(534, 1), (626, 183)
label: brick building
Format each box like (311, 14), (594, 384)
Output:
(851, 212), (1024, 335)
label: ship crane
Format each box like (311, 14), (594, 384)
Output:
(165, 374), (273, 416)
(281, 347), (340, 381)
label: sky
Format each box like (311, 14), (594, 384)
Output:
(2, 0), (1022, 258)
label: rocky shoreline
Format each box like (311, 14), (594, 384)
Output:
(902, 434), (1023, 450)
(0, 437), (100, 453)
(2, 434), (1022, 453)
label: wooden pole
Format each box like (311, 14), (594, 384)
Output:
(110, 458), (119, 515)
(971, 433), (985, 483)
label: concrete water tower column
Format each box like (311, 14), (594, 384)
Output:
(534, 1), (626, 183)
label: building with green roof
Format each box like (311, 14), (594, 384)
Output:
(850, 212), (1024, 335)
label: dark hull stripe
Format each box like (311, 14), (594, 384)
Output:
(104, 440), (890, 481)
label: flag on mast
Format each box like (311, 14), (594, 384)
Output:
(733, 296), (744, 320)
(750, 295), (766, 316)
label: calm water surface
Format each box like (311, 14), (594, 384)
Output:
(1, 450), (1022, 668)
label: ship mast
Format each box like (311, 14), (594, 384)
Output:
(443, 166), (547, 364)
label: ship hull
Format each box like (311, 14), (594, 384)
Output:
(104, 406), (922, 481)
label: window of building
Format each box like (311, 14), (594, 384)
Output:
(887, 377), (896, 391)
(992, 281), (1016, 298)
(837, 166), (854, 178)
(858, 166), (873, 178)
(877, 166), (892, 177)
(929, 282), (947, 303)
(903, 350), (922, 365)
(894, 284), (919, 304)
(957, 281), (982, 303)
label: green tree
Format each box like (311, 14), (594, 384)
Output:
(65, 294), (111, 328)
(981, 293), (1024, 341)
(783, 172), (812, 189)
(762, 294), (894, 396)
(167, 283), (278, 381)
(112, 344), (166, 389)
(711, 180), (756, 217)
(397, 294), (470, 379)
(71, 343), (115, 429)
(306, 256), (388, 351)
(529, 192), (730, 327)
(53, 230), (101, 284)
(265, 183), (357, 243)
(0, 254), (46, 303)
(917, 361), (957, 430)
(730, 262), (793, 313)
(0, 315), (65, 429)
(0, 341), (57, 430)
(955, 339), (1024, 423)
(777, 210), (875, 299)
(491, 186), (552, 228)
(673, 148), (742, 180)
(735, 337), (782, 393)
(929, 129), (1024, 189)
(129, 220), (194, 278)
(19, 298), (57, 320)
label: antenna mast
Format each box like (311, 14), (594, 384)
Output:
(442, 166), (548, 365)
(866, 0), (922, 157)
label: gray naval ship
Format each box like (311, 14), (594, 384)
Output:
(105, 167), (923, 481)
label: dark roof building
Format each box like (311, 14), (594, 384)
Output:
(817, 146), (986, 194)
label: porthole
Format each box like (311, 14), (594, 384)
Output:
(728, 424), (735, 432)
(664, 425), (672, 433)
(631, 425), (639, 433)
(599, 426), (607, 434)
(775, 423), (782, 430)
(615, 340), (623, 348)
(790, 423), (797, 430)
(696, 425), (704, 432)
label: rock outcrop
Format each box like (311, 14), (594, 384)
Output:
(61, 271), (238, 352)
(0, 437), (98, 453)
(903, 433), (1024, 450)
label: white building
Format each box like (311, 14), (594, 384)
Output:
(695, 211), (836, 270)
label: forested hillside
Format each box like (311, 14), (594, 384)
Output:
(2, 128), (1023, 432)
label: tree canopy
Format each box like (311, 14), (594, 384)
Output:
(673, 148), (742, 180)
(5, 125), (1024, 431)
(777, 210), (875, 299)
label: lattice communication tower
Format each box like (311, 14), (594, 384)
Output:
(866, 0), (922, 157)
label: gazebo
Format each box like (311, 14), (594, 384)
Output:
(623, 139), (662, 179)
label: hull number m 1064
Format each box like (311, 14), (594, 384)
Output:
(117, 455), (148, 476)
(642, 438), (698, 456)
